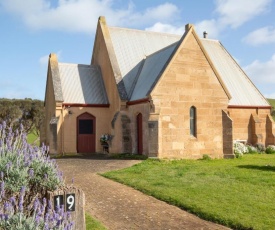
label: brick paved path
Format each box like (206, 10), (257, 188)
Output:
(56, 155), (230, 230)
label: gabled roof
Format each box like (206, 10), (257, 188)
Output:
(130, 43), (178, 101)
(108, 26), (180, 100)
(58, 63), (109, 104)
(201, 39), (269, 106)
(105, 21), (269, 107)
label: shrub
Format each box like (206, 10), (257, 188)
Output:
(0, 121), (72, 229)
(255, 143), (265, 153)
(201, 154), (211, 160)
(233, 142), (248, 158)
(247, 145), (258, 154)
(265, 145), (275, 154)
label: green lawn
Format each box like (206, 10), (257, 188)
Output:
(86, 213), (107, 230)
(102, 155), (275, 230)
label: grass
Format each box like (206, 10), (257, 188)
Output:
(86, 213), (107, 230)
(102, 154), (275, 230)
(27, 131), (39, 146)
(267, 98), (275, 107)
(267, 98), (275, 121)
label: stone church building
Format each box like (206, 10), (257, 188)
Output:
(41, 16), (275, 159)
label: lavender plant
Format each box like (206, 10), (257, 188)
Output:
(0, 121), (63, 194)
(0, 121), (72, 229)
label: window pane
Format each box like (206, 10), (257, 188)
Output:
(190, 107), (196, 136)
(190, 108), (194, 118)
(79, 120), (93, 134)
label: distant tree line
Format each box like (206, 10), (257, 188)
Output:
(0, 98), (44, 136)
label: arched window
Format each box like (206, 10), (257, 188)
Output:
(190, 106), (196, 137)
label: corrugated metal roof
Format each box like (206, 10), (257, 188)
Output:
(108, 26), (180, 97)
(108, 26), (269, 106)
(201, 39), (269, 106)
(130, 43), (178, 101)
(58, 63), (108, 104)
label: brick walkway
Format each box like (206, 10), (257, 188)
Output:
(56, 155), (230, 230)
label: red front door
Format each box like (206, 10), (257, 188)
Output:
(77, 113), (95, 153)
(137, 113), (143, 154)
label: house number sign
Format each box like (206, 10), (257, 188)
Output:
(54, 194), (75, 211)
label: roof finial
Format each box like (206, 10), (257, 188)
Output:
(185, 23), (193, 32)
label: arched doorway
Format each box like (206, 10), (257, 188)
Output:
(77, 113), (96, 153)
(137, 113), (143, 154)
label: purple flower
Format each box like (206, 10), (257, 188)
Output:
(28, 168), (34, 177)
(6, 162), (12, 170)
(20, 186), (26, 195)
(43, 197), (47, 207)
(44, 222), (49, 230)
(0, 181), (4, 192)
(4, 201), (12, 213)
(35, 214), (41, 226)
(33, 198), (39, 211)
(9, 197), (16, 207)
(18, 203), (23, 213)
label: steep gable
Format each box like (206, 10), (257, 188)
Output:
(108, 26), (180, 99)
(150, 24), (231, 101)
(91, 17), (128, 101)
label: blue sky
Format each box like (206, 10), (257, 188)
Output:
(0, 0), (275, 100)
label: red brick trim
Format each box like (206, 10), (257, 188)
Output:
(228, 105), (272, 109)
(126, 98), (150, 106)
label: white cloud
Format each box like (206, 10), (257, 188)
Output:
(146, 0), (273, 40)
(145, 22), (184, 35)
(145, 19), (221, 39)
(243, 54), (275, 84)
(242, 26), (275, 45)
(143, 3), (180, 21)
(195, 19), (220, 39)
(215, 0), (272, 28)
(0, 0), (180, 34)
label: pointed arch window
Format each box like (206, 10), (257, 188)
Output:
(190, 106), (196, 137)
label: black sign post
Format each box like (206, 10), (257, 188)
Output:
(53, 195), (64, 211)
(66, 194), (76, 211)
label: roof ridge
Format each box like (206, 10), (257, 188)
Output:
(58, 63), (96, 67)
(145, 41), (179, 59)
(108, 26), (182, 38)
